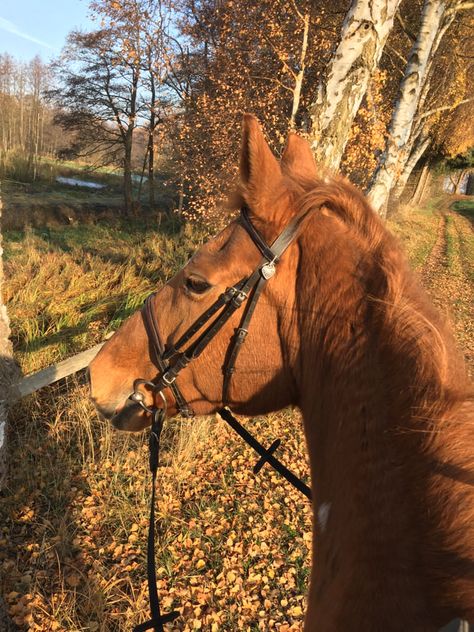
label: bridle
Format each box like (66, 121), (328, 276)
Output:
(130, 204), (311, 416)
(129, 204), (313, 632)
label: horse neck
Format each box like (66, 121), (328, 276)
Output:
(294, 214), (468, 452)
(293, 214), (473, 620)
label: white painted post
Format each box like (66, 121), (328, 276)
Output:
(0, 183), (19, 486)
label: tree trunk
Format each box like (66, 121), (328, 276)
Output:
(123, 134), (134, 216)
(410, 162), (431, 207)
(148, 128), (155, 209)
(289, 11), (310, 130)
(367, 0), (448, 216)
(395, 133), (431, 197)
(308, 0), (402, 170)
(148, 69), (157, 209)
(0, 184), (18, 487)
(455, 169), (467, 194)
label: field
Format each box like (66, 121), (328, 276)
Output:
(1, 193), (473, 631)
(2, 158), (175, 232)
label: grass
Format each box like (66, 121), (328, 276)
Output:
(3, 220), (202, 373)
(387, 197), (441, 271)
(451, 200), (474, 283)
(1, 195), (473, 630)
(452, 198), (474, 217)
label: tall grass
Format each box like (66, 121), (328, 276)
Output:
(4, 220), (204, 373)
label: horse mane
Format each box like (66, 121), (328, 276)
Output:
(290, 172), (471, 418)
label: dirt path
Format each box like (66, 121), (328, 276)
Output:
(421, 199), (474, 377)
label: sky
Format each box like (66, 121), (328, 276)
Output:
(0, 0), (96, 62)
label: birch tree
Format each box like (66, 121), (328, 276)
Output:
(368, 0), (473, 215)
(0, 55), (59, 179)
(308, 0), (402, 170)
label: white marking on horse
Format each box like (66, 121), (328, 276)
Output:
(318, 502), (331, 533)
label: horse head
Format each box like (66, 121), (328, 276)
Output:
(89, 115), (317, 431)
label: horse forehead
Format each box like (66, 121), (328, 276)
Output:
(192, 224), (247, 266)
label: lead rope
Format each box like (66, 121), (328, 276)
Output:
(135, 405), (311, 631)
(134, 408), (179, 632)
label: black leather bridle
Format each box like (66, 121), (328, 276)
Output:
(130, 205), (310, 417)
(130, 205), (313, 632)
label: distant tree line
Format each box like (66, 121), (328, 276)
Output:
(0, 55), (62, 181)
(1, 0), (473, 221)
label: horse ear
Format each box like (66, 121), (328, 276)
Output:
(239, 114), (282, 213)
(281, 133), (317, 181)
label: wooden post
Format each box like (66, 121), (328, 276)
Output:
(0, 183), (19, 486)
(410, 162), (431, 207)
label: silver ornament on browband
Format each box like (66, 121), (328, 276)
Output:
(260, 262), (276, 280)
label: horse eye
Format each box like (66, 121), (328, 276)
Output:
(185, 276), (212, 295)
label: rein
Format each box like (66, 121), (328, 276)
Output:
(131, 205), (312, 631)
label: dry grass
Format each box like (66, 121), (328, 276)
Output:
(4, 221), (202, 373)
(1, 197), (473, 630)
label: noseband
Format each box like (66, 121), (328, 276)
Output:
(131, 205), (309, 415)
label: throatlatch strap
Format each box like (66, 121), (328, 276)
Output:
(134, 409), (179, 632)
(218, 408), (312, 501)
(222, 275), (267, 405)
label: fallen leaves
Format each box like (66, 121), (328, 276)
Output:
(2, 396), (312, 630)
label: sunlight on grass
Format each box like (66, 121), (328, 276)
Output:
(3, 220), (199, 373)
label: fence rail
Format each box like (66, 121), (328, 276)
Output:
(13, 341), (105, 400)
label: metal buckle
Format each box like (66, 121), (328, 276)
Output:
(224, 286), (248, 305)
(229, 288), (248, 307)
(162, 371), (176, 385)
(130, 379), (167, 414)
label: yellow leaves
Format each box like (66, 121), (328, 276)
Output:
(3, 385), (311, 630)
(17, 506), (35, 522)
(290, 605), (304, 617)
(226, 570), (237, 583)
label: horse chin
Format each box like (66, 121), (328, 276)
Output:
(111, 401), (151, 432)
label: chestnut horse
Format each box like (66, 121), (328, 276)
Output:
(89, 115), (474, 630)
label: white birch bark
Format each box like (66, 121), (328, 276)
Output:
(395, 133), (431, 195)
(367, 0), (457, 215)
(289, 10), (310, 130)
(308, 0), (402, 170)
(410, 162), (431, 206)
